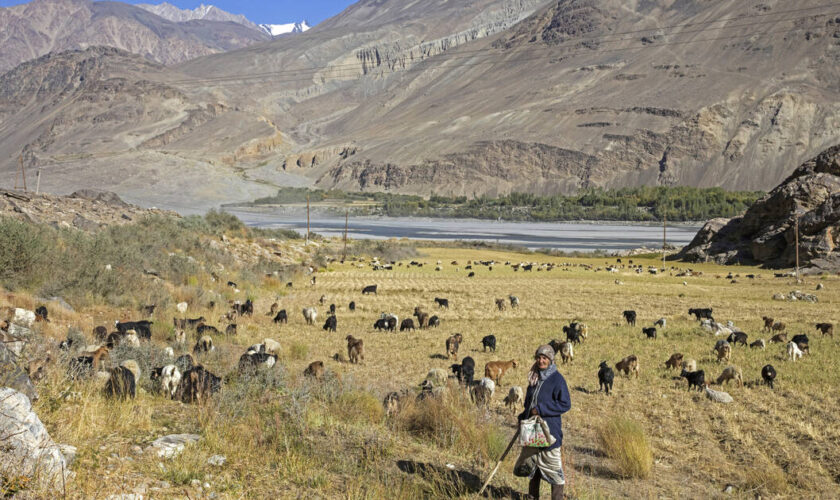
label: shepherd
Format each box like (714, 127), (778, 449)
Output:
(515, 345), (571, 499)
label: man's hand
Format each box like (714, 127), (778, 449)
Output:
(530, 408), (539, 416)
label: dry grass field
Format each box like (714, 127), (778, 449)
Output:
(7, 243), (840, 499)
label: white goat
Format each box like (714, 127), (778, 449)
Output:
(787, 341), (803, 361)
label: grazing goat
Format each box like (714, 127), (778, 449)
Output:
(642, 327), (657, 339)
(495, 298), (506, 311)
(428, 315), (441, 328)
(504, 386), (524, 410)
(787, 341), (803, 361)
(35, 305), (48, 322)
(362, 285), (378, 295)
(400, 318), (416, 332)
(197, 324), (220, 336)
(323, 315), (337, 332)
(175, 353), (195, 373)
(689, 308), (714, 320)
(714, 342), (731, 362)
(791, 334), (810, 354)
(115, 320), (152, 340)
(665, 353), (683, 370)
(150, 365), (181, 398)
(304, 361), (325, 379)
(93, 325), (108, 341)
(716, 365), (743, 387)
(558, 342), (573, 364)
(769, 333), (788, 344)
(302, 307), (318, 326)
(346, 335), (364, 364)
(761, 364), (777, 389)
(273, 310), (288, 324)
(509, 295), (519, 308)
(446, 334), (463, 360)
(484, 359), (517, 386)
(563, 325), (584, 344)
(349, 301), (356, 312)
(238, 352), (277, 372)
(175, 365), (221, 403)
(471, 377), (495, 406)
(654, 317), (667, 329)
(451, 356), (476, 386)
(615, 355), (639, 377)
(598, 361), (614, 395)
(193, 335), (214, 354)
(815, 322), (834, 337)
(622, 310), (637, 326)
(422, 368), (449, 390)
(481, 335), (497, 352)
(434, 297), (450, 309)
(762, 316), (775, 332)
(772, 321), (786, 333)
(750, 339), (766, 349)
(413, 308), (430, 329)
(727, 331), (748, 347)
(104, 360), (140, 399)
(383, 392), (401, 417)
(681, 369), (706, 391)
(225, 324), (237, 336)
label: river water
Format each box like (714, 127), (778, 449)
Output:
(226, 208), (702, 252)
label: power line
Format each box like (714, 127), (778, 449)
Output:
(166, 17), (837, 87)
(165, 4), (840, 86)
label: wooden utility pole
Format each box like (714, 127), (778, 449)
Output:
(35, 168), (41, 194)
(342, 208), (349, 261)
(662, 206), (667, 269)
(795, 216), (800, 282)
(14, 155), (27, 192)
(306, 195), (310, 246)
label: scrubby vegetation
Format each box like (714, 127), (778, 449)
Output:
(239, 186), (764, 221)
(597, 416), (653, 479)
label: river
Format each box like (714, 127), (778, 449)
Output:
(226, 208), (702, 252)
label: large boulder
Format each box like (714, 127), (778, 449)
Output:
(0, 388), (70, 488)
(0, 342), (37, 401)
(677, 144), (840, 270)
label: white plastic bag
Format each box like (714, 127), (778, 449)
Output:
(518, 416), (556, 448)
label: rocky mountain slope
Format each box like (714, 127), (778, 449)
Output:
(0, 0), (269, 73)
(0, 0), (839, 210)
(677, 144), (840, 271)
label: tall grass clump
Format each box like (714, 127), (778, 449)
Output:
(597, 416), (654, 479)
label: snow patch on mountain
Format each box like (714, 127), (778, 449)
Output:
(259, 21), (311, 37)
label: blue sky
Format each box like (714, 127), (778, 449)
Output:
(0, 0), (356, 26)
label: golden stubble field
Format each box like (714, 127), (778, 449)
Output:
(17, 245), (840, 499)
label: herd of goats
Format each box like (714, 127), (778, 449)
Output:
(1, 256), (833, 416)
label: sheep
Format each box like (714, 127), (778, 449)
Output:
(750, 339), (766, 349)
(715, 342), (731, 363)
(484, 359), (518, 386)
(446, 334), (463, 360)
(150, 365), (181, 398)
(262, 338), (281, 355)
(346, 335), (364, 364)
(558, 342), (574, 364)
(727, 331), (748, 347)
(642, 327), (657, 339)
(598, 361), (614, 395)
(509, 295), (520, 308)
(481, 335), (497, 352)
(471, 377), (495, 406)
(504, 386), (524, 410)
(761, 364), (777, 389)
(664, 353), (683, 370)
(302, 307), (318, 326)
(681, 359), (697, 372)
(762, 316), (774, 332)
(304, 361), (325, 379)
(681, 369), (706, 391)
(400, 318), (416, 332)
(622, 310), (637, 326)
(716, 365), (743, 387)
(815, 322), (834, 337)
(615, 355), (639, 378)
(323, 315), (337, 332)
(422, 368), (449, 389)
(193, 335), (214, 354)
(787, 341), (803, 361)
(769, 333), (788, 344)
(123, 330), (141, 347)
(654, 317), (667, 329)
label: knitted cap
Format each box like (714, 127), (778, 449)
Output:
(535, 344), (555, 363)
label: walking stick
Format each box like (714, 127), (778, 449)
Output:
(478, 428), (520, 496)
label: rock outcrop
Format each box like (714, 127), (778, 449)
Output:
(677, 145), (840, 270)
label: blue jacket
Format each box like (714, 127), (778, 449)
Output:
(518, 371), (571, 450)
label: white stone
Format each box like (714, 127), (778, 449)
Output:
(207, 454), (226, 467)
(146, 434), (201, 459)
(176, 302), (188, 313)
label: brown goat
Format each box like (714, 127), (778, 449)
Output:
(772, 322), (786, 333)
(346, 335), (364, 364)
(495, 298), (506, 311)
(89, 346), (110, 370)
(762, 316), (774, 332)
(484, 359), (518, 386)
(446, 334), (463, 360)
(769, 333), (788, 344)
(304, 361), (325, 379)
(716, 365), (743, 387)
(26, 354), (52, 382)
(93, 325), (108, 342)
(815, 322), (834, 337)
(715, 343), (731, 363)
(615, 355), (639, 377)
(665, 353), (684, 370)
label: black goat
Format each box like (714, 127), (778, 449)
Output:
(273, 310), (288, 324)
(727, 331), (748, 346)
(761, 364), (777, 389)
(642, 327), (657, 339)
(598, 361), (614, 395)
(681, 369), (705, 391)
(323, 315), (337, 332)
(481, 335), (497, 352)
(622, 310), (636, 326)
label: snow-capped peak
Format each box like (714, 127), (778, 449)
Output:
(259, 21), (310, 37)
